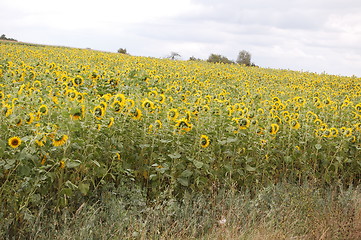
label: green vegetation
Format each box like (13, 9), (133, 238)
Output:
(1, 40), (361, 239)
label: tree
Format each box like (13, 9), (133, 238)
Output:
(236, 50), (251, 66)
(117, 48), (128, 54)
(188, 56), (203, 61)
(207, 54), (234, 64)
(168, 52), (181, 60)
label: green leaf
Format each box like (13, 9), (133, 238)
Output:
(168, 152), (181, 159)
(18, 165), (31, 176)
(245, 165), (256, 172)
(180, 169), (193, 178)
(315, 144), (322, 150)
(177, 177), (189, 187)
(92, 160), (101, 167)
(226, 137), (238, 143)
(67, 159), (81, 169)
(78, 183), (90, 196)
(65, 180), (78, 190)
(0, 140), (6, 158)
(193, 160), (203, 169)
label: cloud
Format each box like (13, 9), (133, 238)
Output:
(1, 0), (361, 76)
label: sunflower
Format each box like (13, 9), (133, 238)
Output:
(167, 108), (179, 121)
(290, 119), (300, 130)
(323, 129), (332, 138)
(73, 75), (84, 86)
(157, 94), (166, 104)
(330, 127), (338, 137)
(70, 112), (82, 120)
(125, 99), (135, 109)
(155, 120), (163, 129)
(200, 135), (210, 148)
(93, 106), (105, 120)
(8, 136), (21, 148)
(2, 104), (12, 117)
(112, 100), (123, 113)
(66, 89), (77, 101)
(344, 128), (353, 137)
(52, 135), (69, 147)
(236, 117), (250, 130)
(355, 103), (361, 113)
(175, 118), (192, 132)
(114, 94), (126, 105)
(141, 99), (155, 112)
(25, 113), (35, 124)
(59, 160), (65, 169)
(76, 92), (84, 102)
(38, 104), (48, 115)
(269, 123), (279, 135)
(130, 108), (142, 120)
(107, 117), (114, 128)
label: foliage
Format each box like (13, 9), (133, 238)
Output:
(0, 34), (17, 42)
(3, 183), (361, 239)
(207, 53), (234, 64)
(236, 50), (252, 66)
(167, 52), (181, 60)
(117, 48), (128, 54)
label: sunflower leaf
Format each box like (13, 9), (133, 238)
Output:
(168, 152), (181, 159)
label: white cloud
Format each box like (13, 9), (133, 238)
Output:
(1, 0), (361, 76)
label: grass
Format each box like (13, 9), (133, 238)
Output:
(3, 182), (361, 240)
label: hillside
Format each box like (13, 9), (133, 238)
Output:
(1, 41), (361, 239)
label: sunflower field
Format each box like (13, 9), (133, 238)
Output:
(1, 41), (361, 225)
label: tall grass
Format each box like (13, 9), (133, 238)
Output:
(3, 183), (360, 239)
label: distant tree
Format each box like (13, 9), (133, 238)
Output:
(236, 50), (252, 66)
(188, 56), (203, 61)
(117, 48), (128, 54)
(0, 34), (17, 41)
(168, 52), (181, 60)
(207, 54), (234, 64)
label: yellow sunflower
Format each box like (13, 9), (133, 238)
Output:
(52, 135), (69, 147)
(290, 119), (300, 130)
(130, 108), (142, 120)
(107, 117), (114, 128)
(175, 118), (192, 132)
(93, 106), (105, 120)
(167, 108), (179, 121)
(38, 104), (48, 115)
(200, 135), (210, 148)
(8, 136), (22, 148)
(270, 123), (280, 135)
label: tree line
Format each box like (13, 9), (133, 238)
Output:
(118, 48), (256, 67)
(0, 34), (18, 42)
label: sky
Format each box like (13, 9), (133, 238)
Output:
(1, 0), (361, 77)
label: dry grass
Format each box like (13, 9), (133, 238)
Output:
(3, 183), (361, 240)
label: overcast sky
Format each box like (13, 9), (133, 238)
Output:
(1, 0), (361, 77)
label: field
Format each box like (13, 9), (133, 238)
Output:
(1, 41), (361, 239)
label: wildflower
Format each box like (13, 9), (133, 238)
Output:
(107, 117), (114, 128)
(167, 108), (179, 121)
(290, 119), (300, 130)
(200, 135), (210, 148)
(270, 123), (279, 135)
(38, 104), (48, 115)
(8, 136), (21, 148)
(52, 135), (69, 147)
(175, 118), (192, 132)
(93, 106), (104, 120)
(130, 108), (142, 120)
